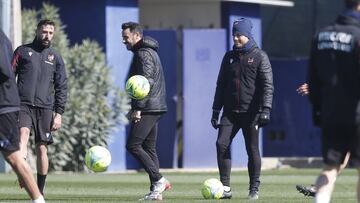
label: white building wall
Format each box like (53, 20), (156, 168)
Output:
(1, 0), (11, 35)
(139, 0), (221, 29)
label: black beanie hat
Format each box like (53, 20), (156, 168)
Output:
(232, 18), (253, 38)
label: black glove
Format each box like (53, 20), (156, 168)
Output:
(211, 111), (220, 129)
(312, 109), (321, 127)
(258, 107), (271, 127)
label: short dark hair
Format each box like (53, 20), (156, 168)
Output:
(121, 22), (143, 37)
(37, 19), (55, 29)
(345, 0), (360, 9)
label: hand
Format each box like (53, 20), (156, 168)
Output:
(211, 111), (220, 129)
(258, 108), (270, 127)
(296, 83), (309, 96)
(131, 110), (141, 123)
(51, 113), (62, 131)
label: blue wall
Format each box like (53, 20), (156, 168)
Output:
(182, 29), (227, 168)
(264, 58), (321, 157)
(22, 0), (138, 50)
(22, 0), (107, 47)
(145, 30), (177, 168)
(105, 2), (139, 171)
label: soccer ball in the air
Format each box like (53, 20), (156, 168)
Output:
(85, 146), (111, 172)
(125, 75), (150, 100)
(201, 178), (224, 199)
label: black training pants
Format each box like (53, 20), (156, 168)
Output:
(216, 112), (261, 191)
(126, 113), (163, 183)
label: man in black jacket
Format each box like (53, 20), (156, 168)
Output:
(0, 29), (45, 203)
(295, 83), (350, 198)
(308, 0), (360, 202)
(121, 22), (170, 201)
(12, 19), (68, 195)
(211, 18), (273, 200)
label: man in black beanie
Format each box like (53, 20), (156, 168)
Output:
(306, 0), (360, 202)
(211, 17), (274, 200)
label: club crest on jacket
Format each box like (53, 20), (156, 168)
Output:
(48, 54), (54, 62)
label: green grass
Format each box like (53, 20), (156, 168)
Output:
(0, 168), (357, 202)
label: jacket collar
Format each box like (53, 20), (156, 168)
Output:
(336, 13), (360, 28)
(31, 37), (50, 52)
(131, 36), (159, 52)
(233, 37), (257, 54)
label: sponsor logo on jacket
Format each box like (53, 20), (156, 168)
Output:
(317, 31), (353, 52)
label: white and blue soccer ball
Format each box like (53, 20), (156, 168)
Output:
(125, 75), (150, 100)
(201, 178), (224, 199)
(85, 146), (111, 172)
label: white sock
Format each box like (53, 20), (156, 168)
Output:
(223, 186), (231, 192)
(314, 192), (330, 203)
(32, 195), (45, 203)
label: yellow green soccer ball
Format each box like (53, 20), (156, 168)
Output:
(125, 75), (150, 100)
(201, 178), (224, 199)
(85, 146), (111, 172)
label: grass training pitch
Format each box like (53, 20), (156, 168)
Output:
(0, 168), (357, 202)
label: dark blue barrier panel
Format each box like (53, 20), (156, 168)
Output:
(182, 29), (227, 168)
(125, 30), (178, 169)
(22, 0), (138, 48)
(23, 0), (107, 47)
(146, 30), (177, 168)
(105, 3), (138, 171)
(264, 58), (321, 157)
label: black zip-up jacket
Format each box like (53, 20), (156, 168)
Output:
(308, 14), (360, 125)
(12, 39), (68, 114)
(212, 46), (273, 114)
(128, 36), (167, 112)
(0, 30), (20, 114)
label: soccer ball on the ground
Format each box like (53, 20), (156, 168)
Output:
(85, 146), (111, 172)
(125, 75), (150, 100)
(201, 178), (224, 199)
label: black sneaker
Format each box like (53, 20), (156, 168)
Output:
(296, 185), (316, 197)
(220, 190), (232, 199)
(248, 190), (259, 200)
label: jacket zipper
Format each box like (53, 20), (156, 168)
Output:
(33, 53), (42, 106)
(236, 54), (242, 109)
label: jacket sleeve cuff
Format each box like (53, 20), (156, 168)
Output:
(262, 107), (271, 113)
(55, 108), (64, 115)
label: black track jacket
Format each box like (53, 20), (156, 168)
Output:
(213, 46), (274, 114)
(128, 36), (167, 113)
(0, 30), (20, 114)
(308, 14), (360, 125)
(12, 39), (67, 114)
